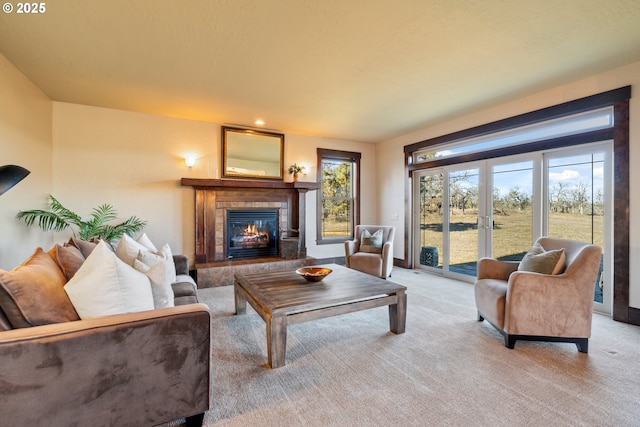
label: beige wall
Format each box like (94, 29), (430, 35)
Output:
(378, 60), (640, 309)
(51, 103), (376, 264)
(0, 54), (53, 269)
(52, 102), (216, 260)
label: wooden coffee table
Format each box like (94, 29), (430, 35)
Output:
(234, 263), (407, 368)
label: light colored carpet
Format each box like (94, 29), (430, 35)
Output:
(196, 268), (640, 426)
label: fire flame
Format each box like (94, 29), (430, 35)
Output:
(240, 223), (269, 242)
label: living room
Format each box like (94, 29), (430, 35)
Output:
(1, 2), (640, 425)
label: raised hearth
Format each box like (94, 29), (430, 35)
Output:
(195, 257), (316, 288)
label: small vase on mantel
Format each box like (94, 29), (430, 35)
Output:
(288, 163), (304, 183)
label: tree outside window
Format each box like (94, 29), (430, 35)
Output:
(316, 148), (361, 244)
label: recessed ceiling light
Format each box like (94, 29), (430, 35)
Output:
(255, 119), (265, 126)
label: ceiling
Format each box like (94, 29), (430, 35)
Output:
(1, 1), (640, 143)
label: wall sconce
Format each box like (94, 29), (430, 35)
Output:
(184, 156), (197, 168)
(299, 162), (310, 175)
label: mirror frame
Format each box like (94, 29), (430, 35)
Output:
(222, 126), (285, 180)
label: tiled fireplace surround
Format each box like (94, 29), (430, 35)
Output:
(181, 178), (319, 287)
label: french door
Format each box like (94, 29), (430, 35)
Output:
(543, 143), (612, 314)
(413, 142), (612, 314)
(413, 163), (483, 281)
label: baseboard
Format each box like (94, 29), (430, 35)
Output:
(393, 257), (409, 268)
(628, 307), (640, 325)
(315, 256), (346, 265)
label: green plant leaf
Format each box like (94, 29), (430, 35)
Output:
(16, 195), (147, 244)
(47, 195), (82, 226)
(16, 209), (71, 232)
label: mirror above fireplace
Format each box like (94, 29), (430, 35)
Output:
(222, 126), (284, 180)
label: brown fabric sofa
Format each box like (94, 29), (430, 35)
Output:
(0, 251), (211, 427)
(474, 237), (602, 352)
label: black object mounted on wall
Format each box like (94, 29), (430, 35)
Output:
(0, 165), (30, 196)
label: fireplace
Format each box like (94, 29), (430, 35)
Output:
(226, 210), (279, 260)
(181, 178), (319, 265)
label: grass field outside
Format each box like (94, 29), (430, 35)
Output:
(419, 209), (604, 267)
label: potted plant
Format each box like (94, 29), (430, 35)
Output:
(287, 164), (305, 182)
(16, 194), (146, 245)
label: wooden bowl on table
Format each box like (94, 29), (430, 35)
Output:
(296, 267), (332, 282)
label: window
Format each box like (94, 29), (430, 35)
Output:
(316, 148), (361, 244)
(413, 107), (613, 164)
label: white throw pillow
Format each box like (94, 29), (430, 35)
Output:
(115, 234), (152, 266)
(134, 247), (176, 309)
(64, 240), (154, 319)
(133, 259), (175, 309)
(136, 233), (158, 251)
(115, 235), (176, 277)
(157, 243), (177, 283)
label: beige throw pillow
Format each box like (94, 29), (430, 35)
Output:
(517, 242), (566, 275)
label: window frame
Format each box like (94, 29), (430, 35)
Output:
(316, 148), (361, 245)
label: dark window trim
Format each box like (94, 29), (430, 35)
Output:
(316, 148), (361, 245)
(404, 86), (630, 155)
(404, 86), (634, 324)
(408, 128), (614, 173)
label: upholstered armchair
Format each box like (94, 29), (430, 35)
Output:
(474, 237), (602, 353)
(345, 225), (395, 279)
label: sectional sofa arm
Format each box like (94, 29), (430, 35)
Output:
(0, 304), (212, 427)
(173, 254), (190, 276)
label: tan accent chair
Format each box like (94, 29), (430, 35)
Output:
(474, 237), (602, 353)
(345, 225), (395, 278)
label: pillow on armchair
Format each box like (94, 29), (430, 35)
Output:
(360, 229), (383, 253)
(517, 242), (565, 275)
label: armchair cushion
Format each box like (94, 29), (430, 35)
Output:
(0, 248), (79, 328)
(517, 242), (565, 275)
